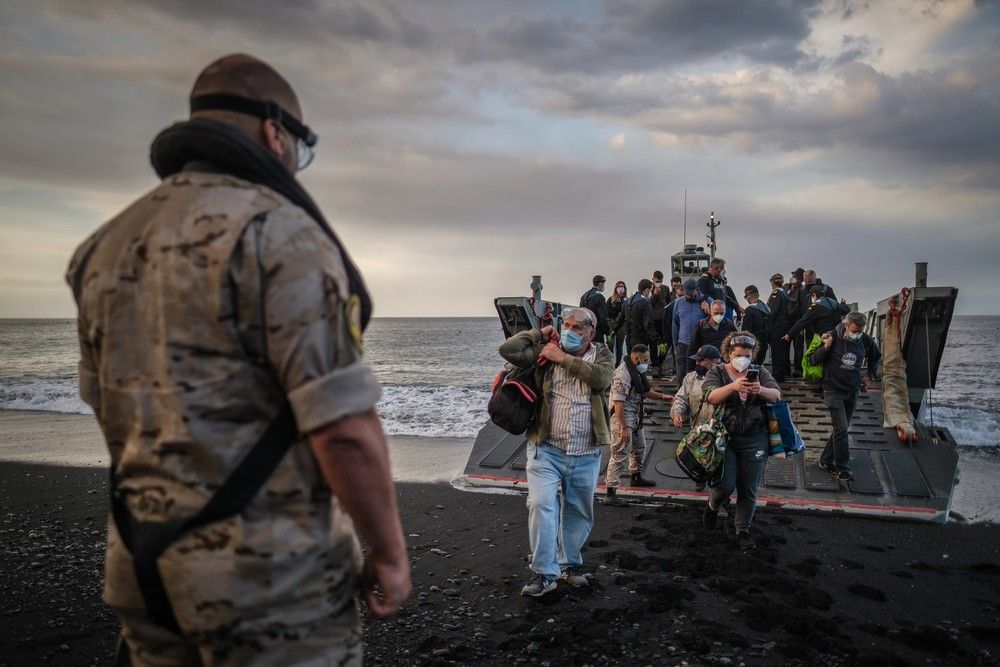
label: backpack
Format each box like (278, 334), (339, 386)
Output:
(674, 407), (728, 485)
(802, 333), (824, 383)
(488, 363), (541, 435)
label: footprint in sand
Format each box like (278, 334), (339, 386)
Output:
(847, 583), (887, 602)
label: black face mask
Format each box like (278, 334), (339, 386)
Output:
(695, 365), (709, 376)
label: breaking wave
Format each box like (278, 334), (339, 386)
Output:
(0, 378), (92, 415)
(0, 378), (490, 439)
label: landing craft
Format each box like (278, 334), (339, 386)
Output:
(460, 231), (961, 523)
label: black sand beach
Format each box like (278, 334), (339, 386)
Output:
(2, 461), (999, 666)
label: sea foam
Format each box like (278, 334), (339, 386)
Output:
(0, 377), (489, 439)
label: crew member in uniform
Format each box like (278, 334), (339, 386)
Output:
(66, 54), (410, 665)
(766, 273), (791, 381)
(783, 285), (851, 348)
(786, 268), (806, 376)
(697, 258), (743, 318)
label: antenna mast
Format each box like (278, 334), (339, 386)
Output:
(707, 211), (720, 260)
(683, 188), (687, 248)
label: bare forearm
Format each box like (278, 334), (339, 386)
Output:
(613, 401), (625, 424)
(706, 385), (734, 405)
(309, 410), (406, 561)
(759, 387), (781, 403)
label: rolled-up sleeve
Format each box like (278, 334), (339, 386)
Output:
(251, 207), (382, 433)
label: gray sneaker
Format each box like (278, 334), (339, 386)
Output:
(521, 574), (557, 597)
(560, 567), (591, 588)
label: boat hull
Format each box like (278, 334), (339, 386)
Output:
(457, 378), (960, 523)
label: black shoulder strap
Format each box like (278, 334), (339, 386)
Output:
(109, 403), (299, 635)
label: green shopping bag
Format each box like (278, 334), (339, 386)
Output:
(802, 333), (824, 383)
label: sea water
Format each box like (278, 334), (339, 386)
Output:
(0, 317), (503, 437)
(2, 316), (998, 519)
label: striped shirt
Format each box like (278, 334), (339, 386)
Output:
(547, 345), (598, 455)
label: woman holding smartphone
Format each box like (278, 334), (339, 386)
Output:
(701, 332), (782, 550)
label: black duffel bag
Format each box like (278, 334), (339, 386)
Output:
(488, 363), (542, 435)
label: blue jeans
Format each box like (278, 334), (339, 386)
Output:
(673, 342), (689, 381)
(525, 442), (602, 579)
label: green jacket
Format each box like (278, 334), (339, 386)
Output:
(498, 329), (614, 447)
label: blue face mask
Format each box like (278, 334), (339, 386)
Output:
(636, 363), (649, 374)
(560, 329), (585, 352)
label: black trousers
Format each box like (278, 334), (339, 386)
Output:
(709, 433), (768, 533)
(792, 331), (805, 375)
(769, 332), (790, 381)
(821, 392), (857, 471)
(753, 340), (768, 366)
(610, 329), (626, 366)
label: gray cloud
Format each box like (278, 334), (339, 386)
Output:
(1, 0), (998, 317)
(529, 56), (1000, 168)
(457, 0), (819, 74)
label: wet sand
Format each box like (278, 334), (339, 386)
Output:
(2, 457), (1000, 666)
(0, 409), (475, 482)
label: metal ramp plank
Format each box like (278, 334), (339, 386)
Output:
(881, 451), (931, 497)
(803, 450), (839, 491)
(479, 433), (527, 469)
(509, 446), (528, 471)
(763, 456), (797, 489)
(654, 457), (692, 480)
(847, 449), (882, 495)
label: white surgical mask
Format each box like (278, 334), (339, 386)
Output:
(731, 356), (752, 372)
(711, 314), (724, 324)
(636, 362), (649, 374)
(844, 331), (862, 341)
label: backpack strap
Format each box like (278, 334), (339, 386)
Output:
(109, 403), (299, 635)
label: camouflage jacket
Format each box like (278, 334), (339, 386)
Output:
(498, 329), (613, 447)
(66, 170), (381, 638)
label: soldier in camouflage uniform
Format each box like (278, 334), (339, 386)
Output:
(603, 343), (673, 506)
(66, 54), (410, 665)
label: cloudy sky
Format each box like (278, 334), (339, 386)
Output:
(1, 0), (998, 317)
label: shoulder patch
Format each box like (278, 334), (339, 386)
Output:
(345, 294), (363, 353)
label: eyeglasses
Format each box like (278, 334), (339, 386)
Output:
(278, 124), (315, 171)
(190, 93), (319, 171)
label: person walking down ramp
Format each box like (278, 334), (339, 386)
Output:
(702, 333), (782, 551)
(65, 54), (410, 665)
(499, 308), (613, 597)
(603, 344), (673, 506)
(812, 311), (882, 481)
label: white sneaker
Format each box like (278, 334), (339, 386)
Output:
(560, 567), (591, 588)
(521, 574), (557, 597)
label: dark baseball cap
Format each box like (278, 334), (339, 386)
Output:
(770, 273), (783, 282)
(593, 274), (606, 284)
(689, 344), (722, 361)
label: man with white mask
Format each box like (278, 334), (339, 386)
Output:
(690, 300), (736, 357)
